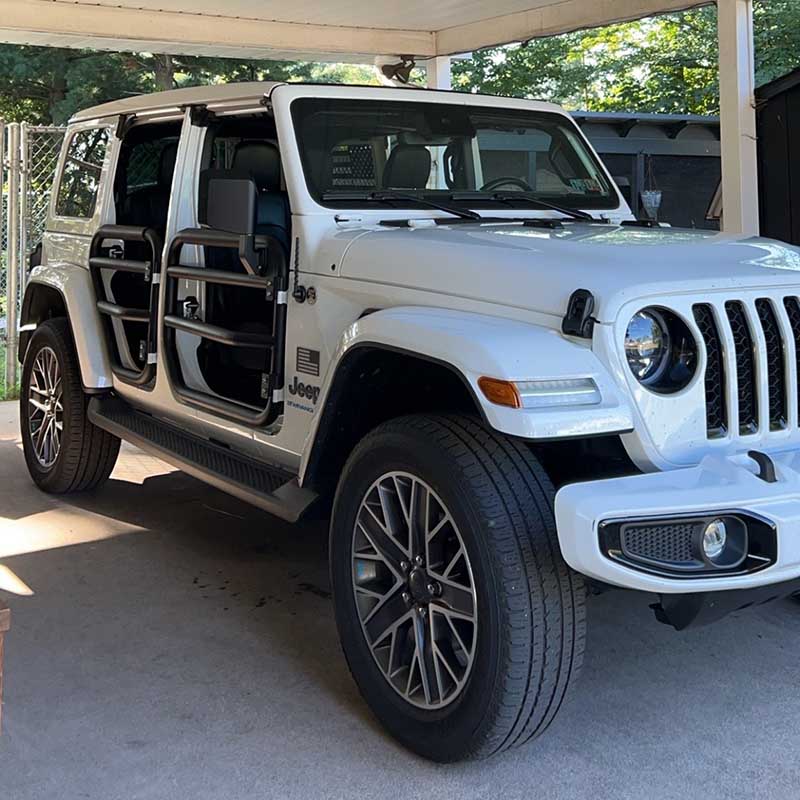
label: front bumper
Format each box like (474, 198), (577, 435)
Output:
(554, 449), (800, 594)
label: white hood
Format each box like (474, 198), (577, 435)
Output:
(338, 222), (800, 323)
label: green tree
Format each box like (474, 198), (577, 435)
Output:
(0, 47), (378, 124)
(0, 46), (141, 123)
(453, 1), (800, 115)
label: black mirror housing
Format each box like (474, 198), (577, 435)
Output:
(199, 170), (257, 236)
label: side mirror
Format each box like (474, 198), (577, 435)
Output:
(200, 172), (257, 235)
(199, 170), (260, 273)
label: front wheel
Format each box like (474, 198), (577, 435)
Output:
(20, 318), (120, 493)
(330, 414), (586, 762)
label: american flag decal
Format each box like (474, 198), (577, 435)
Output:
(296, 347), (320, 377)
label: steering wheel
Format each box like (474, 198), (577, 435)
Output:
(480, 176), (533, 192)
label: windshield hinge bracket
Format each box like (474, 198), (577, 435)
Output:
(562, 289), (596, 339)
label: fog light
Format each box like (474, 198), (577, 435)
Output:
(695, 516), (748, 569)
(702, 519), (727, 560)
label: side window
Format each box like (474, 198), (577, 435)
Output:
(55, 128), (110, 219)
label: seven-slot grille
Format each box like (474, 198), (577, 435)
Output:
(693, 297), (800, 438)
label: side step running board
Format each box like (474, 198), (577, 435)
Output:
(88, 396), (317, 523)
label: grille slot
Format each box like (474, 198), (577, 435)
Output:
(621, 522), (696, 565)
(756, 298), (788, 430)
(784, 297), (800, 426)
(725, 301), (759, 434)
(693, 304), (727, 436)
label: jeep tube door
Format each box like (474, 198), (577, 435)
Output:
(89, 112), (183, 389)
(158, 103), (289, 431)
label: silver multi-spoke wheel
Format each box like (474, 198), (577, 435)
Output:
(27, 345), (64, 468)
(352, 471), (478, 710)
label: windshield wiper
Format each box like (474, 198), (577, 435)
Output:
(323, 190), (482, 221)
(490, 192), (597, 222)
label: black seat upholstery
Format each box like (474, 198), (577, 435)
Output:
(123, 141), (178, 232)
(382, 144), (432, 190)
(231, 140), (290, 253)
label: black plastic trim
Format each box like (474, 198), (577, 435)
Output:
(88, 395), (315, 522)
(652, 577), (800, 630)
(599, 511), (777, 580)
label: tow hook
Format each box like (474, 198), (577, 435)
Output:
(748, 450), (778, 483)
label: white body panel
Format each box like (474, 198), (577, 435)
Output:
(25, 262), (113, 389)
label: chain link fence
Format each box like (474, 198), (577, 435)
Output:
(1, 121), (67, 399)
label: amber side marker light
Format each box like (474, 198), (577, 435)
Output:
(478, 377), (522, 409)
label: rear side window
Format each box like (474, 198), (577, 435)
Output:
(55, 128), (110, 218)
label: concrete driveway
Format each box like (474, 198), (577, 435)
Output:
(0, 400), (798, 800)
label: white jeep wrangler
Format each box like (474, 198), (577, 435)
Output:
(17, 82), (800, 762)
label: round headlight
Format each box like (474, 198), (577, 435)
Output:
(625, 310), (669, 382)
(624, 307), (698, 393)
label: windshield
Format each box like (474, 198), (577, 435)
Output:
(291, 97), (617, 211)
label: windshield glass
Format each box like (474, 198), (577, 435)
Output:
(291, 97), (617, 211)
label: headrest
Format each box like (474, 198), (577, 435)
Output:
(232, 140), (281, 192)
(383, 145), (432, 190)
(159, 141), (179, 187)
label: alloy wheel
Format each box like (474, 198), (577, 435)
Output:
(351, 471), (478, 710)
(27, 346), (64, 468)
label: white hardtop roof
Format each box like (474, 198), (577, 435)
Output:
(4, 1), (708, 62)
(70, 81), (566, 123)
(71, 81), (281, 122)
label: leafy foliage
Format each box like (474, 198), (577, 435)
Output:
(0, 50), (377, 124)
(453, 1), (800, 114)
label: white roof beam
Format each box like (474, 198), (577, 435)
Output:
(434, 0), (710, 54)
(0, 0), (436, 61)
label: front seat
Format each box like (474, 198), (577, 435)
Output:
(383, 144), (432, 190)
(231, 140), (290, 254)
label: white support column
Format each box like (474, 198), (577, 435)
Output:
(717, 0), (759, 235)
(5, 123), (20, 393)
(425, 56), (452, 90)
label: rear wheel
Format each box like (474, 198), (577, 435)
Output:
(330, 414), (586, 762)
(20, 318), (120, 493)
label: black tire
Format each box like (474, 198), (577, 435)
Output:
(330, 414), (586, 762)
(20, 318), (120, 493)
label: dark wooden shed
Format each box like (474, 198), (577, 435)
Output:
(757, 67), (800, 244)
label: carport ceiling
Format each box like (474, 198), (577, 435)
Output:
(3, 0), (710, 61)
